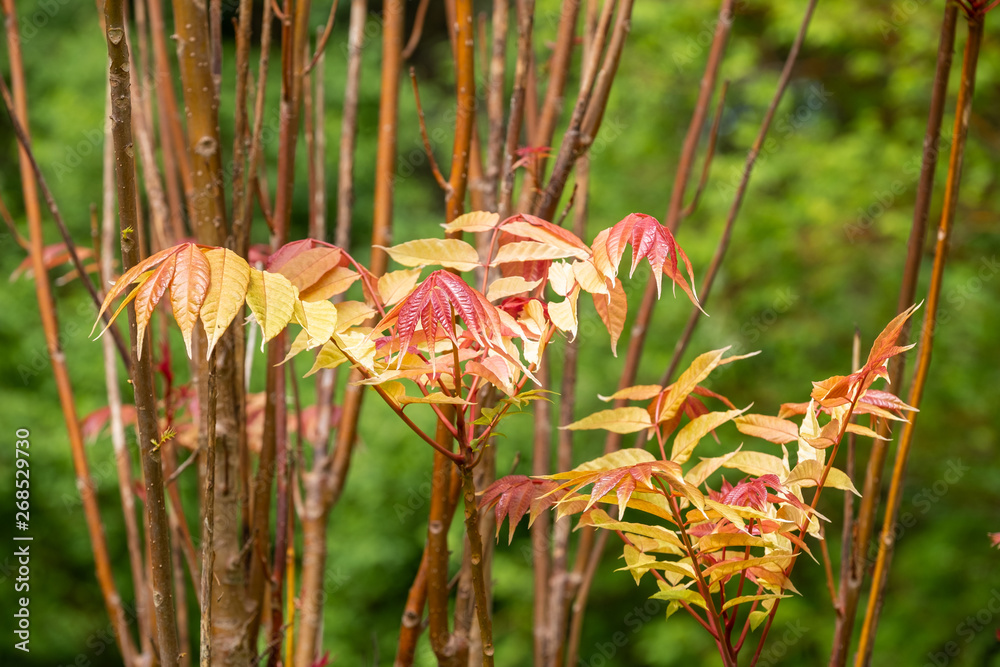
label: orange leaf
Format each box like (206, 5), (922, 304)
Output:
(735, 414), (800, 444)
(92, 244), (184, 336)
(169, 244), (211, 358)
(134, 253), (176, 356)
(592, 278), (627, 356)
(200, 248), (251, 357)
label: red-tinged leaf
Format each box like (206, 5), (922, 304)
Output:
(81, 404), (137, 441)
(480, 475), (561, 544)
(592, 277), (627, 356)
(499, 213), (590, 255)
(200, 248), (251, 357)
(721, 475), (782, 511)
(169, 244), (211, 358)
(11, 243), (95, 281)
(467, 357), (515, 396)
(245, 268), (298, 348)
(92, 244), (185, 335)
(859, 389), (917, 415)
(592, 212), (699, 304)
(267, 239), (330, 272)
(372, 270), (528, 377)
(441, 210), (500, 233)
(134, 253), (177, 356)
(379, 238), (481, 272)
(562, 407), (653, 434)
(274, 247), (344, 291)
(735, 414), (800, 444)
(989, 532), (1000, 549)
(778, 401), (810, 418)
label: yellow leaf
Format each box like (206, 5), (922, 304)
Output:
(723, 451), (790, 479)
(548, 289), (579, 339)
(658, 348), (757, 423)
(562, 407), (653, 434)
(671, 406), (749, 464)
(304, 340), (348, 376)
(573, 259), (609, 296)
(334, 300), (376, 331)
(486, 276), (542, 302)
(721, 594), (785, 613)
(299, 266), (360, 302)
(441, 210), (499, 233)
(379, 238), (481, 272)
(547, 261), (576, 297)
(735, 413), (800, 444)
(598, 385), (663, 402)
(784, 460), (859, 495)
(491, 240), (579, 266)
(377, 268), (422, 306)
(246, 268), (298, 349)
(200, 248), (251, 358)
(293, 298), (339, 348)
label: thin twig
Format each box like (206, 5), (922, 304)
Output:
(409, 68), (451, 192)
(305, 0), (340, 73)
(401, 0), (432, 59)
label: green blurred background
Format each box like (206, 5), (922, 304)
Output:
(1, 0), (998, 665)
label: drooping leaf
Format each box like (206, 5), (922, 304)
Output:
(273, 246), (344, 291)
(591, 212), (699, 304)
(598, 385), (663, 402)
(245, 268), (298, 348)
(379, 238), (481, 272)
(548, 289), (579, 338)
(293, 298), (339, 348)
(499, 213), (590, 257)
(592, 277), (627, 356)
(134, 253), (176, 356)
(169, 244), (211, 357)
(480, 475), (562, 544)
(200, 248), (251, 357)
(656, 348), (756, 424)
(92, 244), (184, 335)
(299, 266), (359, 302)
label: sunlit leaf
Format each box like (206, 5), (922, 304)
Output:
(491, 240), (580, 266)
(563, 407), (653, 434)
(592, 278), (627, 356)
(245, 268), (298, 348)
(784, 460), (859, 495)
(169, 244), (211, 357)
(441, 210), (500, 233)
(378, 268), (423, 306)
(134, 253), (176, 356)
(200, 247), (251, 357)
(380, 238), (481, 272)
(735, 413), (799, 444)
(486, 276), (542, 302)
(671, 407), (749, 464)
